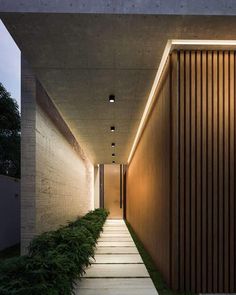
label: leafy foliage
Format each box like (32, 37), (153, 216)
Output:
(0, 83), (21, 178)
(0, 208), (109, 295)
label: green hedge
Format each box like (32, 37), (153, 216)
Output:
(0, 208), (109, 295)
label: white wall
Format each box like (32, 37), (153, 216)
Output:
(0, 175), (20, 250)
(94, 166), (100, 208)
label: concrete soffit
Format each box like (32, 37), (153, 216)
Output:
(2, 10), (236, 165)
(0, 0), (236, 15)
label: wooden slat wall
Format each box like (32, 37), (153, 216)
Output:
(172, 50), (236, 293)
(126, 58), (172, 285)
(127, 50), (235, 293)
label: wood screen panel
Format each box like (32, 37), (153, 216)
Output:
(126, 58), (171, 285)
(173, 50), (236, 293)
(127, 50), (236, 293)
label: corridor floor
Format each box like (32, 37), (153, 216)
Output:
(75, 219), (158, 295)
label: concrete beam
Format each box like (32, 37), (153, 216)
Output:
(0, 0), (236, 15)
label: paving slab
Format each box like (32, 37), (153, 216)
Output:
(75, 219), (158, 294)
(100, 233), (130, 238)
(97, 241), (135, 247)
(102, 227), (129, 231)
(96, 246), (139, 254)
(84, 264), (149, 278)
(98, 237), (133, 242)
(104, 224), (127, 227)
(75, 278), (157, 295)
(92, 254), (143, 264)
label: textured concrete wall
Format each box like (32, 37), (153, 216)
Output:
(35, 105), (94, 234)
(0, 175), (20, 250)
(21, 57), (37, 253)
(21, 58), (94, 253)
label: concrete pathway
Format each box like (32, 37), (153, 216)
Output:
(75, 219), (158, 295)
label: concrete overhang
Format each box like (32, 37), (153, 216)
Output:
(0, 0), (236, 15)
(0, 8), (236, 164)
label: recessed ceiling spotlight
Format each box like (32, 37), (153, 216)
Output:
(112, 160), (115, 164)
(110, 126), (115, 132)
(109, 94), (115, 103)
(112, 153), (115, 157)
(111, 142), (115, 147)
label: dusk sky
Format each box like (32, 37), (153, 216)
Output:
(0, 20), (21, 109)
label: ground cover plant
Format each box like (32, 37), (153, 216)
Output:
(0, 208), (109, 295)
(0, 244), (20, 261)
(126, 221), (195, 295)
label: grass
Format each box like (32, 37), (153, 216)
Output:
(126, 221), (195, 295)
(0, 244), (20, 261)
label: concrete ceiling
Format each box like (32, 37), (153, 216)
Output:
(1, 13), (236, 163)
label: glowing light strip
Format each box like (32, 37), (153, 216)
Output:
(127, 39), (236, 164)
(171, 39), (236, 46)
(127, 40), (172, 163)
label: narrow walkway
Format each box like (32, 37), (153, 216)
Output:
(75, 219), (158, 295)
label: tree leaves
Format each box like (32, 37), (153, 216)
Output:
(0, 83), (21, 178)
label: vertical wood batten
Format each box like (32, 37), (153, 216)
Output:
(229, 51), (235, 293)
(170, 51), (179, 290)
(179, 51), (185, 291)
(218, 51), (224, 293)
(190, 51), (196, 292)
(223, 51), (230, 292)
(201, 50), (207, 293)
(207, 51), (213, 292)
(196, 51), (202, 293)
(185, 51), (191, 291)
(212, 50), (219, 292)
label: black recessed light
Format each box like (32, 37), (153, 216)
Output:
(111, 142), (115, 147)
(110, 126), (115, 132)
(112, 160), (115, 164)
(112, 153), (115, 157)
(109, 94), (115, 103)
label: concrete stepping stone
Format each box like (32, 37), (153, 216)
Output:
(76, 278), (157, 295)
(92, 254), (143, 264)
(96, 246), (139, 254)
(75, 219), (158, 294)
(97, 241), (135, 247)
(100, 233), (131, 238)
(98, 237), (133, 242)
(84, 264), (149, 278)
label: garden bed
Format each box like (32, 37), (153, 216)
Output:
(0, 208), (109, 295)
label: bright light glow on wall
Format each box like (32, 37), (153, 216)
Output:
(127, 39), (236, 164)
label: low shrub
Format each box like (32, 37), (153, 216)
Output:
(0, 208), (109, 295)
